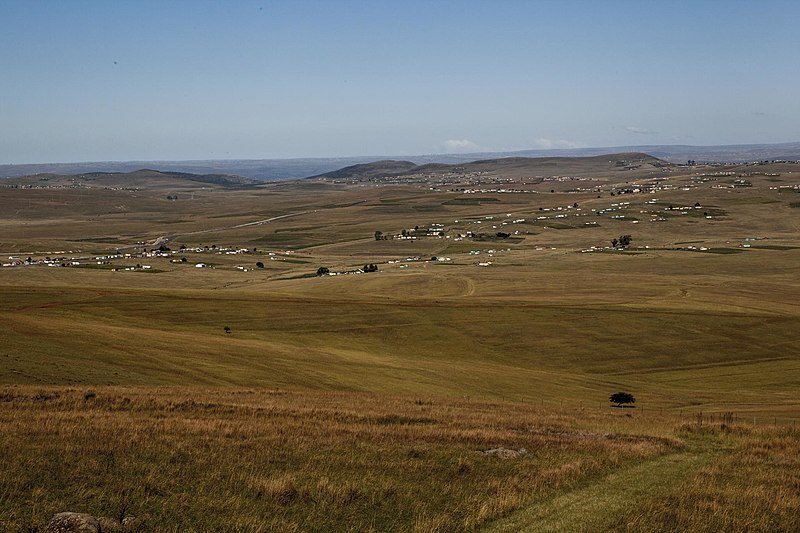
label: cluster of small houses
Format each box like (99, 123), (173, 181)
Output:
(376, 224), (447, 240)
(1, 244), (298, 271)
(316, 263), (379, 277)
(449, 187), (534, 194)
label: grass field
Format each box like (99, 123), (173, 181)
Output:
(2, 386), (798, 532)
(2, 157), (800, 530)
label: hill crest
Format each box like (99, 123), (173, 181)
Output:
(4, 168), (259, 189)
(311, 152), (668, 181)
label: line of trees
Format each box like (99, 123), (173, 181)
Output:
(611, 234), (632, 248)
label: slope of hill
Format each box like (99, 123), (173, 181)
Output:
(3, 169), (259, 189)
(313, 152), (670, 181)
(308, 160), (418, 180)
(461, 142), (800, 165)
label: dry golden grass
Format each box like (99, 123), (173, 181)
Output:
(614, 423), (800, 532)
(1, 387), (798, 532)
(0, 386), (680, 532)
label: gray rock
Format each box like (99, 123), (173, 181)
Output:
(480, 447), (529, 458)
(47, 512), (100, 533)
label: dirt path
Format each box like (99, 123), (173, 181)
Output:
(485, 442), (720, 532)
(168, 209), (316, 240)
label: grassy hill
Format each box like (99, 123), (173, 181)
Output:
(309, 159), (419, 180)
(2, 154), (800, 530)
(2, 168), (259, 190)
(2, 156), (799, 413)
(313, 152), (671, 181)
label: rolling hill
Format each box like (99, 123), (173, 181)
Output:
(2, 168), (260, 189)
(311, 152), (671, 180)
(307, 159), (419, 180)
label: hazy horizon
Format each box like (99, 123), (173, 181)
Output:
(3, 1), (800, 164)
(5, 140), (800, 168)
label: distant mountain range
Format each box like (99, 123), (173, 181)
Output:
(2, 142), (799, 181)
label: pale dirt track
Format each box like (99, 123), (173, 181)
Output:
(485, 442), (721, 532)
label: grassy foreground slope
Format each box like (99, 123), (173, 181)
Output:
(1, 387), (798, 532)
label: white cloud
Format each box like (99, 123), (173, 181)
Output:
(442, 139), (480, 153)
(624, 126), (659, 135)
(534, 138), (583, 149)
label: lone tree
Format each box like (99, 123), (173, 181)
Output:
(609, 391), (636, 408)
(224, 326), (231, 334)
(255, 261), (264, 269)
(374, 231), (384, 241)
(316, 266), (330, 276)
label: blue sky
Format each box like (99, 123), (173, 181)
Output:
(2, 0), (799, 163)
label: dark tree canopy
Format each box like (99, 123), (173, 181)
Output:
(316, 266), (330, 276)
(612, 235), (632, 248)
(609, 391), (636, 407)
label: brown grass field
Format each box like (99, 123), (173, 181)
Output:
(1, 157), (800, 530)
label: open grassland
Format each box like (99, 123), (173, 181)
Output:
(2, 246), (799, 418)
(1, 386), (798, 532)
(2, 158), (800, 529)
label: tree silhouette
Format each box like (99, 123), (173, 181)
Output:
(609, 391), (636, 407)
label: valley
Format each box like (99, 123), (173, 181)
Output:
(2, 153), (800, 531)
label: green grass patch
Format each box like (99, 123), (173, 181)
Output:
(443, 197), (500, 205)
(694, 248), (744, 254)
(750, 245), (800, 250)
